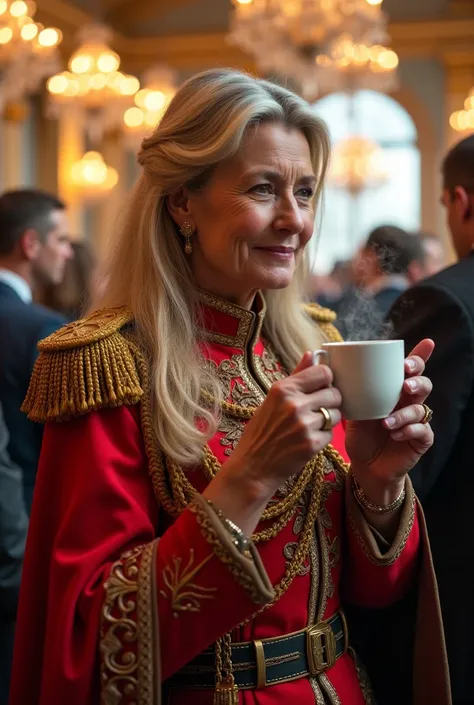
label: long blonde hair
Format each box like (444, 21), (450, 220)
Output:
(98, 68), (331, 465)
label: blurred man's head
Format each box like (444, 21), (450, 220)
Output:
(441, 135), (474, 259)
(352, 225), (423, 287)
(407, 232), (445, 283)
(0, 189), (73, 286)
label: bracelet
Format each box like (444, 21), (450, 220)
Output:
(351, 476), (406, 515)
(206, 499), (251, 556)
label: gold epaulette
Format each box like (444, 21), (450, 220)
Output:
(22, 306), (144, 423)
(303, 302), (343, 343)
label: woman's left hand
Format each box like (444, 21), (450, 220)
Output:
(345, 338), (435, 486)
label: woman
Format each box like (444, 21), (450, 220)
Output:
(39, 241), (98, 321)
(10, 69), (449, 705)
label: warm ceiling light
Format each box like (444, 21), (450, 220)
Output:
(38, 27), (61, 47)
(0, 26), (13, 43)
(96, 50), (119, 73)
(9, 0), (28, 17)
(124, 106), (144, 127)
(20, 22), (38, 40)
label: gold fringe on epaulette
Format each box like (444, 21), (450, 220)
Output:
(22, 332), (144, 423)
(319, 321), (343, 343)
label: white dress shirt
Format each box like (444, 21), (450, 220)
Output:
(0, 269), (32, 304)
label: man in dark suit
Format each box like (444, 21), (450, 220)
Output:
(0, 189), (73, 513)
(0, 402), (28, 705)
(389, 134), (474, 705)
(336, 225), (425, 339)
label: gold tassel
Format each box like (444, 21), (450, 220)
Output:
(22, 331), (143, 422)
(213, 678), (239, 705)
(214, 634), (239, 705)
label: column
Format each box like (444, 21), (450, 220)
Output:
(0, 102), (28, 191)
(94, 129), (128, 261)
(57, 108), (85, 238)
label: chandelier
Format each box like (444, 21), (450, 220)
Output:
(47, 23), (140, 143)
(0, 0), (62, 112)
(123, 65), (177, 148)
(228, 0), (398, 100)
(449, 88), (474, 133)
(71, 150), (118, 201)
(329, 135), (388, 194)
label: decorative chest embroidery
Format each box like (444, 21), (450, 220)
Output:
(160, 550), (216, 617)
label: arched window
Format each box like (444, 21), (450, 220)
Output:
(312, 90), (420, 272)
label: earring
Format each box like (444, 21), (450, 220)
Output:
(180, 221), (194, 255)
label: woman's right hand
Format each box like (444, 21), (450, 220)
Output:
(223, 351), (342, 499)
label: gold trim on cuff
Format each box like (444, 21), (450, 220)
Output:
(346, 473), (416, 566)
(189, 495), (274, 605)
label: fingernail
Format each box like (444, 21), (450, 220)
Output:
(391, 430), (403, 440)
(384, 416), (396, 428)
(406, 359), (416, 371)
(407, 379), (417, 391)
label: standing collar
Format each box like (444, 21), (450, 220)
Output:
(197, 290), (266, 349)
(0, 269), (32, 303)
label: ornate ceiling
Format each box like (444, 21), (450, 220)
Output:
(35, 0), (474, 76)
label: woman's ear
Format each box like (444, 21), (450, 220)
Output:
(166, 187), (195, 229)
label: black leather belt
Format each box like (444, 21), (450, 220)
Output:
(166, 611), (348, 690)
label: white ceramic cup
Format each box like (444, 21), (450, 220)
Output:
(313, 340), (405, 421)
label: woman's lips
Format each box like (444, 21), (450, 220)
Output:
(255, 246), (296, 260)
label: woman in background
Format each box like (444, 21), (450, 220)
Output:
(40, 241), (97, 321)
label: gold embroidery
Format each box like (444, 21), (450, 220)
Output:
(218, 415), (247, 455)
(204, 354), (264, 454)
(320, 672), (343, 705)
(160, 550), (216, 617)
(39, 305), (134, 351)
(283, 542), (311, 576)
(252, 345), (286, 392)
(348, 492), (416, 566)
(100, 546), (141, 705)
(101, 541), (159, 705)
(349, 648), (377, 705)
(189, 499), (268, 605)
(136, 541), (157, 705)
(197, 290), (257, 348)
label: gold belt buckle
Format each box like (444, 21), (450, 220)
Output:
(306, 621), (337, 675)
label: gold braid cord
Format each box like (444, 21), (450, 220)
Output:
(21, 306), (143, 422)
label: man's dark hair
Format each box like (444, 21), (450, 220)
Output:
(0, 189), (65, 257)
(442, 135), (474, 193)
(366, 225), (424, 275)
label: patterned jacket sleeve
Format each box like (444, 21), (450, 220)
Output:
(9, 405), (273, 705)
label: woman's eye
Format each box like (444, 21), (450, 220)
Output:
(251, 183), (274, 195)
(297, 187), (314, 199)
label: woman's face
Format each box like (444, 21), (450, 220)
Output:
(175, 121), (317, 309)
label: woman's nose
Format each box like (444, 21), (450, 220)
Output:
(273, 195), (305, 234)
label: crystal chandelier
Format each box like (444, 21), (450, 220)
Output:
(46, 23), (140, 143)
(123, 65), (177, 148)
(0, 0), (62, 112)
(329, 135), (388, 194)
(228, 0), (398, 100)
(71, 150), (118, 201)
(449, 88), (474, 133)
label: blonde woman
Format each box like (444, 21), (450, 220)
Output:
(11, 70), (450, 705)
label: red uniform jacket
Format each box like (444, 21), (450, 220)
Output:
(10, 295), (450, 705)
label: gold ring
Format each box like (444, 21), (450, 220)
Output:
(318, 407), (333, 432)
(421, 403), (433, 425)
